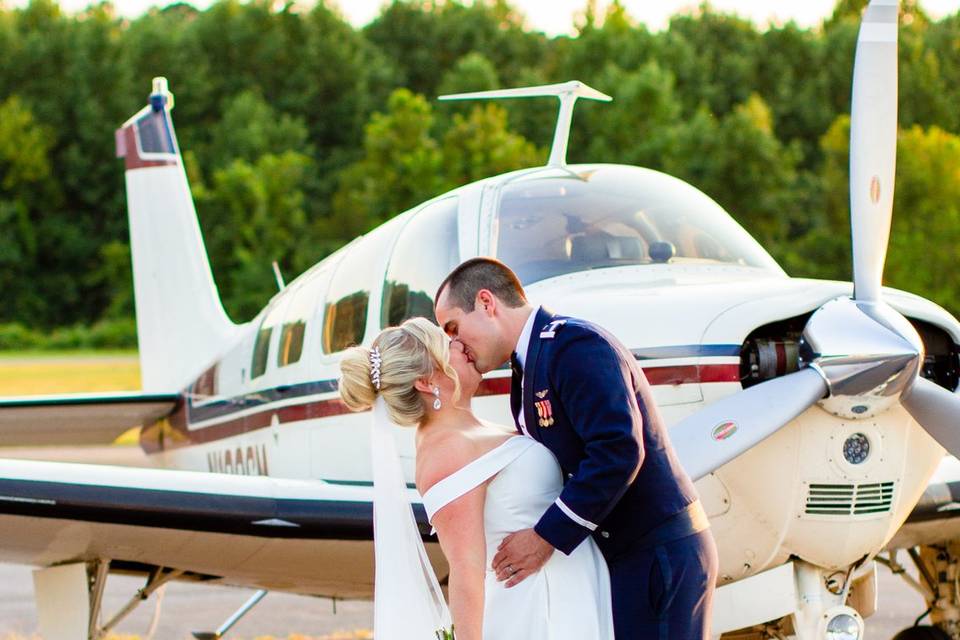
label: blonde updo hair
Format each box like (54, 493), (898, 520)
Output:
(339, 317), (461, 427)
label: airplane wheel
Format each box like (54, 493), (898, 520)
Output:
(891, 626), (951, 640)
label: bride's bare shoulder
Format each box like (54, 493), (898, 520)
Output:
(481, 420), (517, 435)
(415, 429), (480, 495)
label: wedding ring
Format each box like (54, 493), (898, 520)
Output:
(506, 564), (513, 575)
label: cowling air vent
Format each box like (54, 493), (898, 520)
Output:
(804, 482), (895, 516)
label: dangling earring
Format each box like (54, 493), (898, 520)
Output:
(433, 386), (442, 411)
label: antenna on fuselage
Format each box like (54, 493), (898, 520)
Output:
(271, 260), (285, 291)
(438, 80), (612, 168)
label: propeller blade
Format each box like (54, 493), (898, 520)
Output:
(901, 377), (960, 457)
(850, 0), (899, 302)
(671, 368), (828, 482)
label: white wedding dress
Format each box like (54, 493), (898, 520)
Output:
(421, 435), (615, 639)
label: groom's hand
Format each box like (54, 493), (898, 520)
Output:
(492, 528), (554, 588)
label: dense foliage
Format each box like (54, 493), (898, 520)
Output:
(1, 0), (959, 338)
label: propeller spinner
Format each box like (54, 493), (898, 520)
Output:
(673, 0), (960, 482)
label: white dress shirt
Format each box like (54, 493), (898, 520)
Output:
(513, 308), (537, 435)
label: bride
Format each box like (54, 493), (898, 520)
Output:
(339, 317), (614, 639)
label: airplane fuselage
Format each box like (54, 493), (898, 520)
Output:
(137, 166), (960, 589)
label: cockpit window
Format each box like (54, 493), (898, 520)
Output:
(381, 197), (460, 328)
(495, 166), (781, 284)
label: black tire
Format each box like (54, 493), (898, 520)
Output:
(891, 625), (952, 640)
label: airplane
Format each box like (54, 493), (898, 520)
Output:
(1, 1), (959, 638)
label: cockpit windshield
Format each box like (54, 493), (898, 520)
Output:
(494, 165), (782, 285)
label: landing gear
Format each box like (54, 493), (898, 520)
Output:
(33, 559), (182, 640)
(191, 589), (268, 640)
(882, 544), (960, 640)
(713, 560), (876, 639)
(790, 561), (865, 640)
(891, 627), (951, 640)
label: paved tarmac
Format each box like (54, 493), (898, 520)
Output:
(0, 555), (932, 639)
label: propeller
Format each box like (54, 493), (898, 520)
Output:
(845, 1), (960, 459)
(671, 369), (828, 482)
(901, 378), (960, 456)
(671, 0), (960, 478)
(849, 0), (898, 302)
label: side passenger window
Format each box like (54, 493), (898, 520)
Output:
(251, 298), (287, 378)
(381, 197), (460, 327)
(322, 241), (375, 354)
(278, 276), (324, 367)
(323, 291), (368, 354)
(251, 327), (272, 379)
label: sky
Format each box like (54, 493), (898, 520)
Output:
(6, 0), (960, 34)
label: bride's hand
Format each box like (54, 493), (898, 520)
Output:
(492, 528), (554, 587)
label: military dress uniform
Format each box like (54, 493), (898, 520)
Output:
(511, 307), (719, 639)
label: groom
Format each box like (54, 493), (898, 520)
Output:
(435, 257), (718, 639)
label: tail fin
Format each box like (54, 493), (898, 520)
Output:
(116, 78), (239, 392)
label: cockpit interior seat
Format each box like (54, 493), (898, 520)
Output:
(571, 233), (646, 263)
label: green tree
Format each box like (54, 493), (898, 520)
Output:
(436, 51), (501, 124)
(2, 0), (960, 338)
(926, 14), (960, 134)
(808, 115), (960, 314)
(659, 6), (762, 117)
(754, 23), (834, 166)
(201, 89), (312, 173)
(365, 0), (545, 98)
(885, 125), (960, 315)
(575, 61), (682, 168)
(438, 52), (501, 97)
(0, 96), (55, 323)
(664, 94), (802, 247)
(195, 150), (314, 321)
(331, 87), (543, 242)
(440, 103), (544, 186)
(558, 0), (656, 80)
(330, 89), (444, 240)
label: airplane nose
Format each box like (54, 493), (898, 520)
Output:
(802, 297), (924, 420)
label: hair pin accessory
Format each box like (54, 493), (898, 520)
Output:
(370, 347), (382, 391)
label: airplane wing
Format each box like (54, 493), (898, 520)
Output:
(887, 456), (960, 550)
(0, 392), (179, 446)
(0, 456), (437, 599)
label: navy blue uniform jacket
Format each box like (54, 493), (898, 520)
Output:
(512, 307), (699, 558)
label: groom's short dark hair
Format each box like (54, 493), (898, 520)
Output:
(436, 257), (527, 311)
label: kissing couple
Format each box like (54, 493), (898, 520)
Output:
(339, 258), (719, 639)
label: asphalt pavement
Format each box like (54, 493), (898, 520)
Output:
(0, 558), (931, 639)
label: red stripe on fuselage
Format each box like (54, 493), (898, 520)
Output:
(143, 364), (740, 453)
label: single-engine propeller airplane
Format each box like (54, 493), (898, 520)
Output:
(2, 1), (960, 638)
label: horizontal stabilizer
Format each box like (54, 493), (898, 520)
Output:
(440, 80), (612, 168)
(0, 392), (179, 446)
(439, 80), (611, 103)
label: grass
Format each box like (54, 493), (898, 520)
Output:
(0, 349), (139, 360)
(0, 634), (374, 640)
(0, 352), (140, 396)
(0, 351), (142, 443)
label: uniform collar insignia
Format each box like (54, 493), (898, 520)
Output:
(539, 319), (566, 339)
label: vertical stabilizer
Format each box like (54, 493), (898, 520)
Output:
(116, 78), (239, 392)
